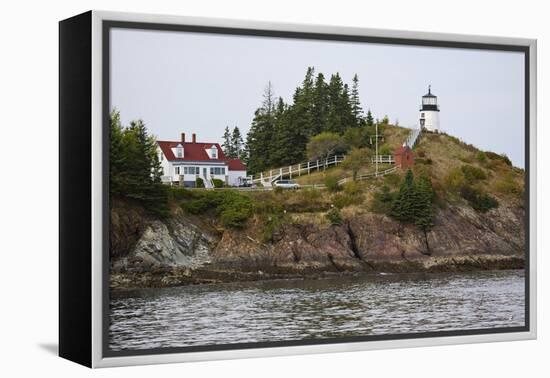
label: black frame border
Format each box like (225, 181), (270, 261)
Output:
(101, 20), (531, 359)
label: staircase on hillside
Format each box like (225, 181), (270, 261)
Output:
(405, 128), (422, 149)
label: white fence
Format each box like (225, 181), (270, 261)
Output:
(249, 155), (345, 187)
(371, 155), (395, 164)
(338, 166), (398, 185)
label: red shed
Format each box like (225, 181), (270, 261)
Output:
(394, 144), (414, 170)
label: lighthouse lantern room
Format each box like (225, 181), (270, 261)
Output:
(419, 85), (440, 132)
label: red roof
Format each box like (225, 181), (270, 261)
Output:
(227, 159), (247, 171)
(158, 141), (226, 162)
(157, 140), (246, 171)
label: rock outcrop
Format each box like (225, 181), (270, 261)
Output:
(110, 197), (525, 288)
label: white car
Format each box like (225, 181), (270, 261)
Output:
(273, 180), (300, 189)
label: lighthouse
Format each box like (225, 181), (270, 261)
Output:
(419, 85), (440, 132)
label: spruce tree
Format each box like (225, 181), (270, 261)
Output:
(365, 110), (374, 127)
(312, 73), (329, 135)
(326, 73), (345, 134)
(350, 74), (364, 126)
(414, 173), (435, 231)
(110, 109), (126, 195)
(221, 126), (232, 157)
(231, 126), (244, 159)
(391, 169), (417, 222)
(245, 82), (277, 174)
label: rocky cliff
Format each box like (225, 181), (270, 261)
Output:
(110, 196), (525, 289)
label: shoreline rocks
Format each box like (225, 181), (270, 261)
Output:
(110, 198), (525, 290)
(110, 254), (524, 290)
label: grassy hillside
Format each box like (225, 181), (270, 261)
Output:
(167, 124), (525, 243)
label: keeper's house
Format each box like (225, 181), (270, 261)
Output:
(157, 132), (247, 188)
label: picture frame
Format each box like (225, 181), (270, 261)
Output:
(59, 10), (537, 368)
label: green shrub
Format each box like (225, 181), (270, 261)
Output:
(324, 175), (341, 192)
(461, 164), (487, 183)
(443, 167), (466, 190)
(212, 178), (225, 188)
(379, 144), (392, 155)
(343, 181), (360, 196)
(459, 186), (498, 213)
(332, 193), (362, 209)
(169, 187), (194, 201)
(220, 208), (250, 228)
(181, 190), (253, 228)
(195, 177), (205, 188)
(257, 202), (287, 242)
(485, 151), (512, 166)
(459, 155), (474, 164)
(326, 207), (343, 225)
(273, 186), (283, 195)
(493, 174), (522, 196)
(476, 151), (487, 163)
(415, 158), (433, 165)
(370, 184), (394, 214)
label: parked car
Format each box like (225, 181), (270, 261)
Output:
(273, 180), (300, 189)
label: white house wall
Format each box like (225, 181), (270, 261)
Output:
(228, 170), (247, 186)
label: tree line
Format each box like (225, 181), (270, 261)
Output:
(110, 109), (169, 216)
(221, 126), (244, 159)
(237, 67), (382, 175)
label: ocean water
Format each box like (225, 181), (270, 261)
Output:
(109, 270), (525, 351)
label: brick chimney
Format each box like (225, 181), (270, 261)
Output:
(192, 133), (196, 143)
(180, 132), (186, 143)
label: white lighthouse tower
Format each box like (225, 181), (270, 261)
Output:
(419, 85), (440, 132)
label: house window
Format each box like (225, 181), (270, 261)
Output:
(211, 147), (217, 159)
(176, 144), (184, 158)
(209, 167), (226, 175)
(175, 167), (180, 175)
(421, 113), (425, 118)
(185, 167), (199, 175)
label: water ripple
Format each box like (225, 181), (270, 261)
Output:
(109, 270), (525, 351)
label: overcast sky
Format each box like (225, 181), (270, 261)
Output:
(111, 28), (525, 167)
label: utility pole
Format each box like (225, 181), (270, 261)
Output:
(375, 122), (379, 176)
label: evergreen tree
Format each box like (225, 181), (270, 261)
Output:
(245, 82), (277, 174)
(269, 97), (293, 165)
(312, 73), (329, 135)
(231, 126), (244, 159)
(326, 73), (345, 134)
(350, 74), (364, 126)
(221, 126), (233, 157)
(390, 170), (435, 235)
(246, 69), (372, 169)
(110, 109), (126, 195)
(391, 169), (417, 222)
(414, 172), (435, 230)
(109, 111), (168, 216)
(270, 67), (316, 166)
(365, 110), (374, 127)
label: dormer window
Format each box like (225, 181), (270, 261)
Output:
(176, 144), (184, 158)
(206, 145), (218, 159)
